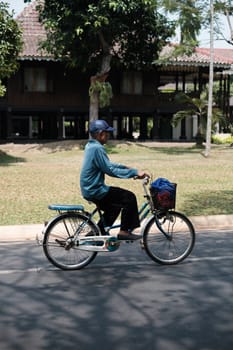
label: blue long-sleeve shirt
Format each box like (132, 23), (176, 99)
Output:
(80, 139), (138, 200)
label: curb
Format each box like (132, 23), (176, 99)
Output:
(0, 215), (233, 242)
(0, 224), (44, 242)
(190, 214), (233, 231)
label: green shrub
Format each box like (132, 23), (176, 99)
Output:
(212, 134), (233, 144)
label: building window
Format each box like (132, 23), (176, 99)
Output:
(24, 67), (53, 92)
(158, 73), (198, 93)
(121, 71), (143, 95)
(158, 75), (178, 93)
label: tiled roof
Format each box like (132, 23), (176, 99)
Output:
(196, 47), (233, 65)
(159, 44), (233, 68)
(17, 0), (53, 60)
(17, 1), (233, 69)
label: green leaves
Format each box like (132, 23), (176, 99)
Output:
(0, 80), (6, 97)
(159, 0), (203, 49)
(76, 27), (84, 37)
(172, 91), (223, 136)
(0, 2), (22, 90)
(89, 81), (113, 108)
(38, 0), (174, 71)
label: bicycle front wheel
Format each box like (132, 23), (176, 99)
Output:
(143, 211), (195, 265)
(43, 212), (99, 270)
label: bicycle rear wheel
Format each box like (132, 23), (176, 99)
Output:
(43, 212), (99, 270)
(143, 211), (195, 265)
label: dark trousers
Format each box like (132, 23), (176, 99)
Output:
(92, 186), (140, 233)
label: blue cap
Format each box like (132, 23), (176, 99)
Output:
(89, 120), (115, 134)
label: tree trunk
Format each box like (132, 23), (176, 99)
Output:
(89, 88), (99, 123)
(89, 32), (112, 123)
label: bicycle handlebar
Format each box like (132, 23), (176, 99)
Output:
(142, 176), (150, 185)
(133, 176), (150, 196)
(141, 176), (150, 198)
(134, 176), (150, 184)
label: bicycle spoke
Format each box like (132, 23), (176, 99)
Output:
(143, 211), (195, 264)
(43, 212), (99, 270)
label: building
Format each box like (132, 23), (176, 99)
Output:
(0, 1), (233, 141)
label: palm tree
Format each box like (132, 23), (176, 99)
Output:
(159, 0), (203, 48)
(172, 92), (224, 146)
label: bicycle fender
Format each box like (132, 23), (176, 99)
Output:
(141, 215), (156, 234)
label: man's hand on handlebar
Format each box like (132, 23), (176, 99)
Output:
(135, 171), (150, 179)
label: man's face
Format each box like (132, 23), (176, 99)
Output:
(96, 130), (110, 144)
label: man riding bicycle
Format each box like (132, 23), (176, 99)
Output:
(80, 119), (149, 241)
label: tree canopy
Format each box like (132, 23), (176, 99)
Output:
(0, 1), (22, 96)
(159, 0), (203, 48)
(36, 0), (175, 72)
(159, 1), (233, 50)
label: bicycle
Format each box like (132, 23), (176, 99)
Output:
(38, 177), (195, 270)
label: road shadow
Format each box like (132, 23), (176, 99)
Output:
(135, 142), (203, 155)
(0, 242), (233, 350)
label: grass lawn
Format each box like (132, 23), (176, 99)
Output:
(0, 140), (233, 225)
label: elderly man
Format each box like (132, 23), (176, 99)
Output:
(80, 119), (149, 240)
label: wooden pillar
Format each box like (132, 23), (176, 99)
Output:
(6, 107), (12, 139)
(117, 115), (123, 139)
(219, 74), (223, 109)
(182, 72), (185, 92)
(139, 115), (147, 140)
(180, 118), (187, 140)
(223, 77), (226, 116)
(226, 75), (230, 119)
(151, 111), (159, 139)
(57, 109), (64, 139)
(79, 115), (87, 138)
(29, 116), (33, 139)
(128, 117), (133, 139)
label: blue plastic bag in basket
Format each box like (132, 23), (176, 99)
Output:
(151, 178), (175, 194)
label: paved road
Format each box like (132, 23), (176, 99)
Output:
(0, 229), (233, 350)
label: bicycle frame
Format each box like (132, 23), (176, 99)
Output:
(70, 199), (152, 253)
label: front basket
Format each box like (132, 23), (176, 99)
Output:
(150, 183), (177, 211)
